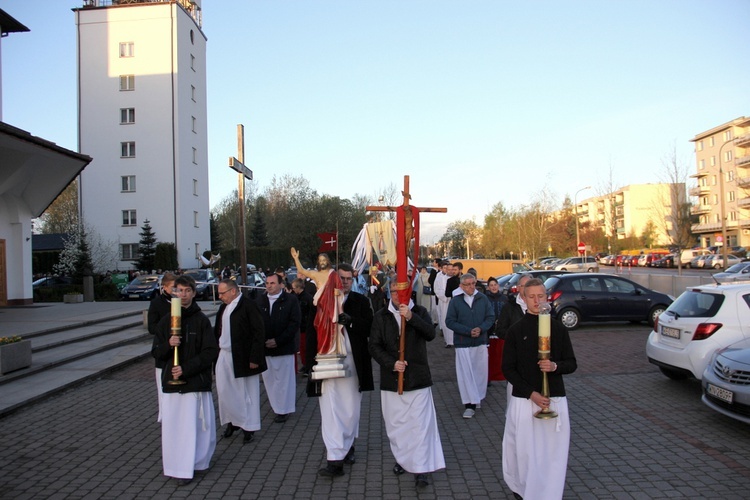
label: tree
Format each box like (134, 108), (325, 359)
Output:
(250, 197), (270, 247)
(54, 223), (116, 277)
(39, 179), (79, 235)
(135, 220), (157, 271)
(155, 242), (178, 271)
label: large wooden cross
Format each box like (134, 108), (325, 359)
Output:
(366, 175), (447, 393)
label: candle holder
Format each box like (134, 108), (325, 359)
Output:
(535, 301), (557, 419)
(167, 297), (186, 386)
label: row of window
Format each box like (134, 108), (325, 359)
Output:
(119, 41), (197, 70)
(696, 130), (734, 152)
(121, 176), (199, 195)
(120, 210), (201, 228)
(119, 74), (197, 102)
(698, 212), (739, 225)
(698, 151), (734, 169)
(119, 107), (197, 132)
(700, 192), (737, 205)
(698, 170), (736, 188)
(121, 242), (201, 261)
(119, 141), (198, 163)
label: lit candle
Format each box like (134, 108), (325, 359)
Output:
(171, 297), (181, 318)
(538, 303), (551, 358)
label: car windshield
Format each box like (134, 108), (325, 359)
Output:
(725, 263), (747, 273)
(131, 276), (158, 286)
(185, 271), (207, 280)
(666, 291), (725, 318)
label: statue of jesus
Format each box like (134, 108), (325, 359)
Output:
(291, 248), (344, 356)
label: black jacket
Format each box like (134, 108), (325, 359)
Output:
(445, 275), (460, 298)
(215, 294), (267, 377)
(502, 313), (577, 399)
(496, 300), (524, 340)
(152, 302), (218, 394)
(147, 292), (172, 369)
(369, 304), (435, 392)
(256, 290), (301, 357)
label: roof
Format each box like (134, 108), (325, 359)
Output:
(32, 234), (68, 252)
(0, 9), (30, 35)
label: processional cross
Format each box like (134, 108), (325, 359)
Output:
(366, 175), (447, 393)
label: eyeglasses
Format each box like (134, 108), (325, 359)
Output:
(217, 289), (231, 295)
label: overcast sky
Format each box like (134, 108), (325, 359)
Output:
(3, 0), (750, 242)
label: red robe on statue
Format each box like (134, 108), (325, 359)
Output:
(313, 270), (344, 355)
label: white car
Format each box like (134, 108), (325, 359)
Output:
(646, 283), (750, 380)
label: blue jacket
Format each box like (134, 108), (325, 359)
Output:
(445, 292), (495, 348)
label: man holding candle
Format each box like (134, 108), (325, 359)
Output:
(445, 273), (495, 419)
(501, 278), (577, 499)
(152, 275), (218, 486)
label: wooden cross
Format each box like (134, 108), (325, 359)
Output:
(366, 175), (447, 393)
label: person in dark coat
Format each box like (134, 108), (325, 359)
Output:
(214, 279), (267, 444)
(496, 273), (531, 340)
(292, 278), (314, 376)
(256, 273), (301, 423)
(152, 275), (218, 486)
(315, 263), (374, 478)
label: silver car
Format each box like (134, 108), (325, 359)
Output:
(702, 338), (750, 424)
(554, 256), (599, 273)
(713, 262), (750, 283)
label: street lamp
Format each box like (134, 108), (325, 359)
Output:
(574, 186), (592, 248)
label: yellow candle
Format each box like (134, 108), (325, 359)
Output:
(538, 313), (551, 357)
(171, 297), (181, 318)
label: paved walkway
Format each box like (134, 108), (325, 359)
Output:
(1, 306), (750, 498)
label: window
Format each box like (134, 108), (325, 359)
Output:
(728, 170), (735, 182)
(725, 130), (733, 141)
(120, 75), (135, 91)
(122, 209), (137, 226)
(121, 141), (136, 157)
(709, 137), (715, 147)
(193, 179), (198, 196)
(710, 156), (716, 166)
(713, 194), (719, 205)
(712, 175), (717, 186)
(730, 211), (738, 222)
(119, 42), (134, 58)
(193, 211), (199, 228)
(121, 243), (139, 261)
(194, 243), (200, 260)
(714, 213), (721, 223)
(192, 147), (197, 164)
(697, 140), (704, 151)
(190, 29), (195, 44)
(700, 215), (706, 224)
(120, 108), (135, 124)
(121, 175), (136, 192)
(728, 191), (735, 202)
(701, 196), (709, 206)
(191, 85), (196, 101)
(725, 150), (733, 162)
(192, 116), (197, 133)
(191, 54), (196, 71)
(699, 159), (705, 169)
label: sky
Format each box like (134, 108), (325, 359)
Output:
(2, 0), (750, 243)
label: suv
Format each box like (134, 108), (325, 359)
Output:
(646, 283), (750, 380)
(182, 268), (219, 300)
(553, 256), (599, 273)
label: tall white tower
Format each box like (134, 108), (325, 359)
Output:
(75, 0), (209, 270)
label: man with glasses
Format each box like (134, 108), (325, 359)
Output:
(256, 273), (301, 423)
(315, 263), (374, 478)
(152, 275), (218, 486)
(214, 279), (266, 444)
(446, 273), (495, 419)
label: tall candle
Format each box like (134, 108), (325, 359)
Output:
(171, 297), (181, 317)
(538, 310), (551, 358)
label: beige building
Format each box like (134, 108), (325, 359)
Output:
(576, 183), (685, 247)
(690, 116), (750, 249)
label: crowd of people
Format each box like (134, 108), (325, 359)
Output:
(148, 257), (577, 498)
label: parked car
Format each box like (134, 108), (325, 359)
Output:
(120, 274), (162, 300)
(599, 255), (615, 266)
(32, 276), (74, 288)
(614, 254), (629, 266)
(713, 262), (750, 283)
(729, 246), (748, 258)
(646, 283), (750, 380)
(692, 254), (713, 269)
(623, 255), (640, 267)
(544, 274), (673, 329)
(679, 249), (711, 267)
(640, 252), (670, 267)
(502, 270), (569, 299)
(712, 254), (742, 269)
(182, 268), (219, 300)
(540, 258), (562, 270)
(553, 256), (599, 273)
(652, 254), (676, 268)
(701, 338), (750, 424)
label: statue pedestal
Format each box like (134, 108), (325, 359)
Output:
(311, 353), (350, 380)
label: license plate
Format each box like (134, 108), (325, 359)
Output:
(707, 383), (733, 404)
(661, 326), (680, 339)
(129, 294), (139, 299)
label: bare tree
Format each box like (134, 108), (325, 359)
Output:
(38, 180), (79, 234)
(596, 163), (622, 255)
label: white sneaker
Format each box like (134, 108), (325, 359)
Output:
(462, 408), (475, 419)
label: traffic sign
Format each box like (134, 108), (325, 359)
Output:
(577, 242), (586, 255)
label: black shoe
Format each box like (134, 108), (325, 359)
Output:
(513, 493), (523, 500)
(273, 413), (289, 423)
(175, 478), (193, 486)
(393, 463), (405, 475)
(415, 473), (430, 487)
(222, 423), (238, 438)
(243, 430), (254, 444)
(343, 446), (355, 465)
(318, 461), (345, 477)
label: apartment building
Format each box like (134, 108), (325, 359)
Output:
(75, 0), (209, 270)
(690, 116), (750, 249)
(576, 183), (684, 246)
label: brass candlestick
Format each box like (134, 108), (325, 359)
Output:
(535, 301), (557, 419)
(167, 297), (186, 386)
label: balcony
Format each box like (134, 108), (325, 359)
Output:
(736, 133), (750, 148)
(689, 185), (711, 196)
(616, 227), (625, 234)
(737, 176), (750, 188)
(690, 170), (709, 178)
(692, 222), (723, 233)
(738, 197), (750, 208)
(691, 205), (711, 215)
(737, 155), (750, 168)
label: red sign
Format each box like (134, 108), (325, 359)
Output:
(577, 242), (586, 255)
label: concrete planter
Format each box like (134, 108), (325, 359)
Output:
(0, 339), (32, 374)
(64, 293), (84, 304)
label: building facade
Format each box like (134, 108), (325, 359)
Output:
(690, 116), (750, 250)
(75, 0), (209, 270)
(576, 183), (685, 247)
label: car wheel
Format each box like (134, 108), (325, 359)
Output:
(587, 267), (596, 273)
(713, 264), (721, 269)
(559, 308), (580, 329)
(659, 366), (689, 380)
(560, 268), (567, 271)
(648, 305), (666, 327)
